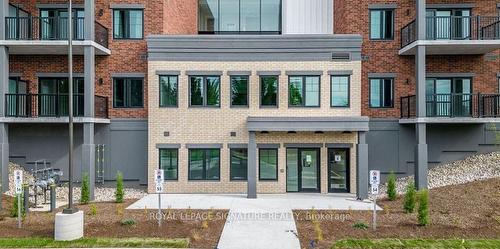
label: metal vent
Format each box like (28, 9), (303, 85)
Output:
(331, 53), (350, 61)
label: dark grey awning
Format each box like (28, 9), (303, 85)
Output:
(247, 117), (369, 132)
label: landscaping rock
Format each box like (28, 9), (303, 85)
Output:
(378, 152), (500, 197)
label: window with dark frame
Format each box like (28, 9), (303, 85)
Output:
(288, 76), (320, 107)
(230, 148), (248, 180)
(190, 76), (221, 107)
(230, 76), (249, 107)
(198, 0), (282, 34)
(260, 75), (278, 107)
(113, 78), (144, 108)
(113, 9), (143, 39)
(370, 78), (394, 108)
(331, 75), (350, 107)
(259, 148), (278, 181)
(159, 148), (178, 180)
(159, 75), (178, 107)
(370, 9), (394, 40)
(188, 149), (220, 180)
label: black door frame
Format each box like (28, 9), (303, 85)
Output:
(286, 148), (321, 193)
(328, 148), (350, 193)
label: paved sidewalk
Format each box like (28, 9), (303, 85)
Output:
(128, 194), (380, 249)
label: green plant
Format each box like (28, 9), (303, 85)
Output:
(115, 171), (124, 203)
(352, 221), (369, 230)
(10, 194), (25, 218)
(120, 218), (137, 226)
(80, 173), (90, 205)
(404, 182), (417, 213)
(89, 204), (97, 216)
(387, 172), (397, 201)
(417, 189), (430, 226)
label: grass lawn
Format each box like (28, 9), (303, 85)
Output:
(0, 237), (189, 248)
(331, 239), (500, 249)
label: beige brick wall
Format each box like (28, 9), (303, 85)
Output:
(147, 60), (362, 194)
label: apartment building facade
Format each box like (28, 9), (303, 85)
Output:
(1, 0), (499, 200)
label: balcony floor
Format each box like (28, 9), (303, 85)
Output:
(0, 40), (110, 55)
(399, 40), (500, 55)
(399, 117), (500, 124)
(0, 116), (110, 124)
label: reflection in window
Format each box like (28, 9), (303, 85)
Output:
(260, 76), (278, 107)
(289, 76), (320, 107)
(331, 76), (350, 107)
(370, 78), (393, 108)
(190, 76), (220, 107)
(198, 0), (281, 34)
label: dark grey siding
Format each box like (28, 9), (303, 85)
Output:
(368, 119), (499, 180)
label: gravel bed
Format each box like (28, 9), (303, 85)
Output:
(5, 163), (147, 203)
(378, 151), (500, 197)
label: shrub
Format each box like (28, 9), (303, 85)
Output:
(120, 218), (137, 226)
(352, 221), (369, 230)
(387, 172), (397, 201)
(115, 171), (124, 203)
(417, 189), (430, 226)
(80, 173), (90, 205)
(404, 182), (417, 213)
(89, 204), (97, 216)
(10, 194), (25, 218)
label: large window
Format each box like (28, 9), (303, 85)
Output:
(188, 149), (221, 180)
(159, 75), (178, 107)
(230, 76), (249, 107)
(331, 76), (350, 107)
(113, 78), (144, 108)
(198, 0), (281, 34)
(260, 76), (278, 107)
(289, 76), (320, 107)
(370, 9), (394, 40)
(370, 78), (394, 108)
(230, 148), (248, 180)
(259, 148), (278, 181)
(113, 9), (143, 39)
(190, 76), (221, 107)
(159, 149), (178, 180)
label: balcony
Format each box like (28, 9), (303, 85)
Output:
(2, 16), (110, 55)
(400, 94), (500, 123)
(400, 16), (500, 55)
(4, 94), (108, 120)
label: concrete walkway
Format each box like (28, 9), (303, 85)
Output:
(128, 194), (380, 249)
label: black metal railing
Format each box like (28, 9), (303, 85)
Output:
(400, 93), (500, 118)
(401, 16), (500, 48)
(5, 17), (109, 48)
(5, 94), (109, 119)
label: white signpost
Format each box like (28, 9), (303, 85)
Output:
(369, 170), (380, 231)
(154, 170), (164, 227)
(14, 170), (23, 228)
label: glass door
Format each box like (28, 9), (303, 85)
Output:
(300, 149), (319, 192)
(328, 149), (350, 193)
(452, 78), (472, 117)
(286, 148), (320, 193)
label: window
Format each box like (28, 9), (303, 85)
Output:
(159, 76), (178, 107)
(260, 76), (278, 107)
(159, 149), (178, 180)
(113, 78), (144, 108)
(230, 76), (249, 107)
(259, 148), (278, 181)
(190, 76), (221, 107)
(370, 9), (394, 40)
(188, 149), (220, 180)
(230, 148), (247, 180)
(331, 76), (350, 107)
(370, 78), (394, 108)
(289, 76), (320, 107)
(198, 0), (281, 34)
(113, 9), (143, 39)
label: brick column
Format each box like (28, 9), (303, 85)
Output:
(415, 0), (428, 190)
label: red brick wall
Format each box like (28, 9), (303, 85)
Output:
(335, 0), (500, 118)
(8, 0), (198, 119)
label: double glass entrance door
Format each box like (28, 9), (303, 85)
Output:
(286, 148), (320, 192)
